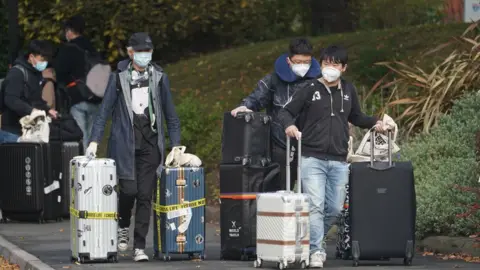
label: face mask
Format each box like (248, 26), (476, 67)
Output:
(133, 52), (152, 68)
(34, 61), (48, 72)
(322, 66), (341, 83)
(291, 64), (310, 77)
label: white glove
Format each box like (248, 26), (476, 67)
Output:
(231, 106), (252, 117)
(85, 142), (98, 159)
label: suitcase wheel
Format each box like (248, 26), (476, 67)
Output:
(403, 258), (412, 266)
(253, 259), (263, 268)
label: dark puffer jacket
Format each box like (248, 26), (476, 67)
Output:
(240, 53), (321, 149)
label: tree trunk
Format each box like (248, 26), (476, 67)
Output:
(444, 0), (464, 23)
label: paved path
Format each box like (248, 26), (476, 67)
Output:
(0, 218), (478, 269)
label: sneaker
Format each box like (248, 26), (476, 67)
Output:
(134, 249), (149, 262)
(310, 251), (327, 268)
(117, 228), (129, 251)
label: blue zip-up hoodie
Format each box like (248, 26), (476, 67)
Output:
(240, 53), (321, 149)
(90, 59), (181, 180)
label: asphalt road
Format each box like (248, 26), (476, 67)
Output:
(0, 218), (478, 270)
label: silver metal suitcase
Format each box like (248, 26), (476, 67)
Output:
(255, 136), (310, 269)
(69, 156), (119, 264)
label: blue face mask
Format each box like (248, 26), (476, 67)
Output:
(133, 52), (152, 68)
(34, 61), (48, 72)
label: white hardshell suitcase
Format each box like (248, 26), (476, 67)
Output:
(69, 156), (119, 264)
(255, 136), (310, 269)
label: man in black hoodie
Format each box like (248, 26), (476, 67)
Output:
(230, 38), (321, 191)
(1, 40), (58, 136)
(278, 45), (386, 268)
(55, 15), (100, 150)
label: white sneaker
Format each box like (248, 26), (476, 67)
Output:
(310, 251), (327, 268)
(117, 228), (129, 251)
(134, 249), (149, 262)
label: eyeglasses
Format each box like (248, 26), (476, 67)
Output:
(289, 58), (311, 65)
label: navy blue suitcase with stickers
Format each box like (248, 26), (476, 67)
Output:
(153, 167), (206, 260)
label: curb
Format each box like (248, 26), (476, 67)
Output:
(0, 235), (55, 270)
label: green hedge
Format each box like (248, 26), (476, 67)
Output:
(401, 92), (480, 239)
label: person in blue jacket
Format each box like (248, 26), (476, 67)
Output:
(230, 38), (321, 191)
(85, 32), (181, 262)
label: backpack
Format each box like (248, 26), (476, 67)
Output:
(0, 65), (28, 113)
(65, 43), (111, 103)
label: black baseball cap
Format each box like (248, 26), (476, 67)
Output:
(128, 32), (154, 51)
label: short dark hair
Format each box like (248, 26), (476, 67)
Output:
(320, 45), (348, 66)
(27, 40), (54, 62)
(289, 38), (313, 56)
(64, 15), (85, 35)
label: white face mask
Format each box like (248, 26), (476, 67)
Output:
(291, 64), (310, 77)
(322, 66), (341, 82)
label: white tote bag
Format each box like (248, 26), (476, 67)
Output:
(17, 110), (51, 143)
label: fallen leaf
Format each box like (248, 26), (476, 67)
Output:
(59, 228), (64, 232)
(469, 234), (478, 238)
(62, 266), (71, 269)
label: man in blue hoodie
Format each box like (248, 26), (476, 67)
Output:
(85, 33), (181, 262)
(231, 38), (321, 190)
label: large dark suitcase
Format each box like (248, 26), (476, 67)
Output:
(153, 167), (206, 261)
(0, 143), (62, 223)
(219, 162), (280, 260)
(222, 112), (271, 165)
(348, 130), (416, 267)
(49, 141), (80, 217)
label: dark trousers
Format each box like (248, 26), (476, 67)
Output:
(118, 139), (160, 249)
(271, 141), (298, 191)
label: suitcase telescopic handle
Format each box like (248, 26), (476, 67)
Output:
(369, 128), (393, 169)
(286, 134), (302, 193)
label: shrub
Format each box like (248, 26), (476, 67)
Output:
(401, 92), (480, 239)
(16, 0), (302, 64)
(371, 22), (480, 137)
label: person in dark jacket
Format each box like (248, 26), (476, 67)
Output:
(278, 45), (386, 268)
(230, 38), (321, 191)
(85, 32), (181, 262)
(1, 40), (58, 136)
(55, 15), (100, 150)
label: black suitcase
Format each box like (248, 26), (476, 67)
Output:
(219, 163), (280, 260)
(0, 143), (62, 223)
(348, 130), (416, 267)
(50, 141), (80, 217)
(222, 112), (271, 165)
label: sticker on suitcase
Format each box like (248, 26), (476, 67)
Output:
(153, 167), (206, 261)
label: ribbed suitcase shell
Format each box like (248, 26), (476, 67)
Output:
(0, 143), (61, 222)
(153, 167), (206, 260)
(256, 192), (310, 267)
(349, 161), (416, 264)
(70, 157), (118, 263)
(222, 112), (271, 165)
(50, 141), (80, 218)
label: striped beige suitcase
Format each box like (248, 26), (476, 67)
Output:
(69, 156), (119, 264)
(254, 136), (310, 269)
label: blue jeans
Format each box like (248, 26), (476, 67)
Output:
(0, 130), (19, 143)
(301, 156), (349, 254)
(70, 101), (100, 150)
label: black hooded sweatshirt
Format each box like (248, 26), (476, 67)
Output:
(1, 57), (51, 135)
(278, 78), (377, 162)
